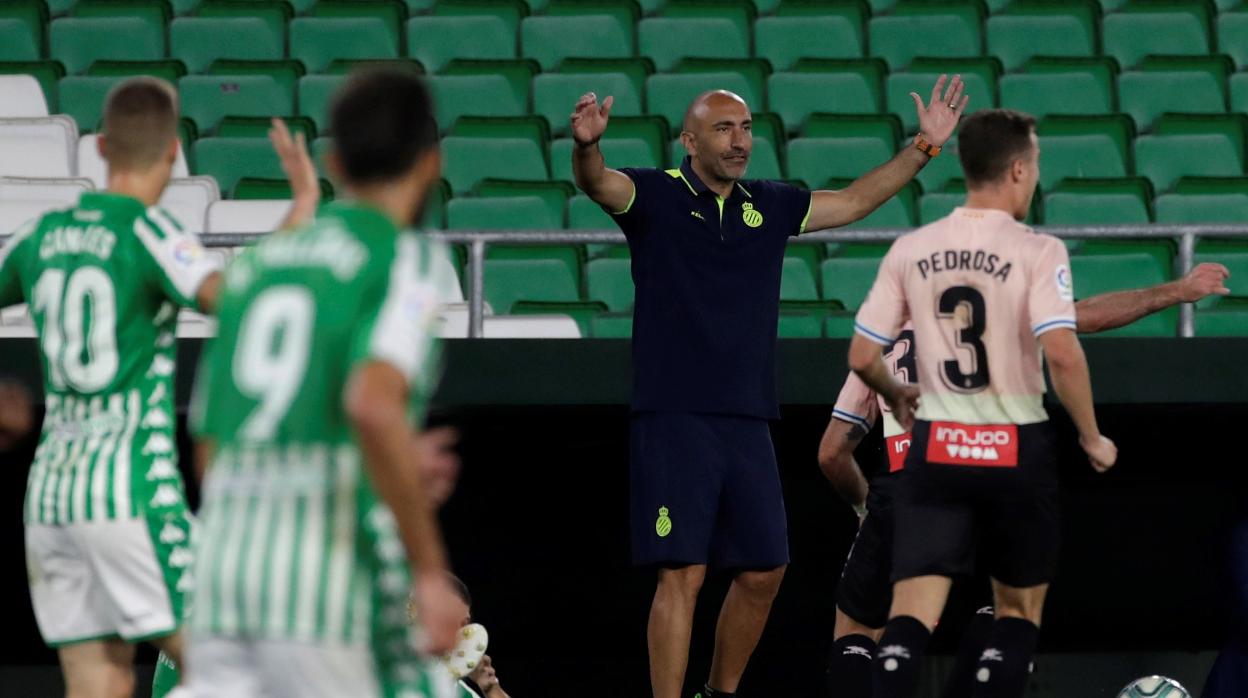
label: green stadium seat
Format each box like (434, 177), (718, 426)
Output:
(886, 70), (994, 134)
(405, 17), (515, 73)
(448, 196), (560, 230)
(868, 2), (985, 71)
(985, 1), (1097, 71)
(58, 75), (124, 132)
(325, 58), (424, 76)
(510, 301), (606, 336)
(1135, 136), (1245, 193)
(197, 0), (292, 44)
(1038, 132), (1128, 193)
(289, 18), (398, 74)
(310, 0), (406, 50)
(210, 60), (304, 99)
(1102, 2), (1212, 70)
(787, 132), (896, 194)
(297, 75), (345, 135)
(780, 257), (818, 301)
(179, 75), (291, 134)
(1000, 72), (1111, 122)
(821, 257), (881, 309)
(822, 311), (857, 338)
(450, 115), (550, 143)
(428, 74), (525, 132)
(840, 181), (917, 230)
(73, 0), (170, 31)
(592, 312), (633, 338)
(0, 20), (38, 62)
(1044, 178), (1153, 225)
(598, 114), (667, 164)
(753, 16), (864, 71)
(233, 177), (333, 200)
(421, 178), (449, 229)
(1219, 12), (1248, 71)
(0, 1), (46, 58)
(568, 194), (615, 230)
(669, 137), (782, 181)
(1037, 115), (1136, 190)
(1194, 254), (1248, 304)
(559, 57), (654, 102)
(803, 113), (900, 142)
(483, 259), (579, 314)
(550, 137), (659, 182)
(86, 59), (186, 82)
(216, 116), (316, 140)
(521, 16), (631, 71)
(776, 311), (822, 338)
(674, 58), (770, 109)
(442, 59), (537, 116)
(434, 0), (529, 38)
(1195, 302), (1248, 337)
(920, 189), (966, 224)
(50, 18), (163, 74)
(661, 0), (755, 48)
(443, 136), (548, 194)
(0, 61), (63, 111)
(1070, 252), (1174, 336)
(193, 137), (284, 196)
(909, 132), (959, 193)
(170, 18), (282, 74)
(768, 69), (883, 133)
(586, 257), (634, 311)
(546, 0), (639, 47)
(646, 72), (757, 132)
(638, 18), (748, 72)
(475, 179), (573, 226)
(534, 72), (642, 138)
(1118, 58), (1230, 132)
(1157, 192), (1248, 225)
(1233, 74), (1248, 116)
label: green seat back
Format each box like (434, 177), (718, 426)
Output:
(1118, 67), (1227, 133)
(1102, 3), (1212, 69)
(405, 16), (515, 73)
(787, 136), (896, 190)
(50, 17), (163, 74)
(868, 4), (984, 71)
(58, 75), (125, 132)
(920, 191), (965, 224)
(297, 75), (346, 134)
(592, 312), (633, 338)
(443, 136), (548, 194)
(428, 74), (525, 132)
(546, 0), (639, 46)
(521, 16), (631, 71)
(441, 59), (537, 113)
(433, 0), (528, 37)
(821, 256), (882, 309)
(1000, 73), (1111, 122)
(568, 194), (615, 230)
(638, 18), (747, 72)
(1135, 135), (1244, 193)
(646, 72), (756, 132)
(886, 70), (994, 133)
(1038, 134), (1128, 192)
(483, 258), (580, 313)
(448, 195), (559, 230)
(534, 72), (641, 138)
(1218, 12), (1248, 71)
(310, 0), (407, 50)
(780, 256), (818, 301)
(586, 257), (634, 311)
(753, 16), (864, 71)
(475, 179), (572, 226)
(289, 17), (398, 74)
(197, 0), (291, 44)
(193, 137), (284, 196)
(550, 136), (657, 182)
(179, 75), (291, 134)
(768, 70), (882, 133)
(170, 18), (282, 74)
(559, 57), (653, 101)
(1044, 179), (1152, 225)
(661, 0), (755, 47)
(0, 19), (39, 61)
(985, 1), (1097, 71)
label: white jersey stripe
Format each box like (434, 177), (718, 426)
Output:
(90, 392), (125, 521)
(133, 217), (218, 305)
(40, 395), (74, 524)
(55, 398), (88, 523)
(240, 449), (273, 632)
(292, 445), (329, 641)
(265, 446), (299, 636)
(350, 565), (371, 643)
(216, 448), (258, 635)
(112, 389), (141, 519)
(369, 236), (428, 383)
(66, 397), (100, 522)
(323, 445), (358, 641)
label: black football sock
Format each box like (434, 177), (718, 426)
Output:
(697, 685), (735, 698)
(872, 615), (931, 698)
(970, 617), (1040, 698)
(940, 605), (996, 698)
(827, 633), (876, 698)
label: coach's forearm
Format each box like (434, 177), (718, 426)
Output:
(572, 140), (608, 196)
(840, 146), (929, 222)
(1075, 283), (1181, 334)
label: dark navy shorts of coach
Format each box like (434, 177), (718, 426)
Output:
(630, 412), (789, 570)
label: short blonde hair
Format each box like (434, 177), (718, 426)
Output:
(101, 77), (179, 171)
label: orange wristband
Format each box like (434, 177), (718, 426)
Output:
(914, 134), (942, 158)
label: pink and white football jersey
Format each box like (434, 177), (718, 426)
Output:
(832, 323), (915, 472)
(853, 207), (1076, 426)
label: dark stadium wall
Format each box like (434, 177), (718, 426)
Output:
(0, 339), (1246, 697)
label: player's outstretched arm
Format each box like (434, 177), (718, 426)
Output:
(803, 75), (969, 232)
(346, 361), (460, 654)
(1037, 328), (1117, 472)
(817, 417), (870, 518)
(1075, 262), (1230, 333)
(270, 118), (321, 231)
(570, 92), (635, 215)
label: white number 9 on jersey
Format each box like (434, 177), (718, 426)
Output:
(233, 286), (314, 440)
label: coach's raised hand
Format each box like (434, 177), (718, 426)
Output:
(571, 92), (613, 146)
(911, 74), (969, 147)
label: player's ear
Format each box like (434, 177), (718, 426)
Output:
(1011, 157), (1026, 183)
(325, 150), (345, 183)
(680, 131), (696, 158)
(96, 134), (108, 159)
(166, 137), (179, 165)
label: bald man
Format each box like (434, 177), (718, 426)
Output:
(571, 80), (968, 698)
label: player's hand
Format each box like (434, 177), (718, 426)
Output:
(911, 74), (969, 147)
(570, 92), (613, 147)
(468, 654), (500, 693)
(415, 426), (460, 508)
(413, 571), (463, 655)
(269, 118), (320, 226)
(887, 384), (921, 432)
(1080, 434), (1117, 473)
(1176, 262), (1230, 303)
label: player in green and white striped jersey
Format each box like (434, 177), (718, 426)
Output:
(188, 70), (462, 698)
(0, 78), (319, 698)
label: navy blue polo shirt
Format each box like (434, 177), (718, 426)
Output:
(611, 157), (813, 419)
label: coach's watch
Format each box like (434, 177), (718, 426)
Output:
(914, 134), (942, 158)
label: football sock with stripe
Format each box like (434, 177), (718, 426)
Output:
(827, 633), (876, 698)
(970, 617), (1039, 698)
(696, 684), (735, 698)
(872, 615), (930, 698)
(941, 605), (997, 698)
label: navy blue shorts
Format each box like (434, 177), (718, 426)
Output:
(630, 412), (789, 570)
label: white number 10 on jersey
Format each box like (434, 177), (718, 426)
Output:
(32, 268), (119, 392)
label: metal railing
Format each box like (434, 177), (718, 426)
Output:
(201, 223), (1248, 338)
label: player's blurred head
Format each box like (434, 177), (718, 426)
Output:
(99, 77), (179, 175)
(681, 90), (753, 183)
(327, 69), (440, 226)
(958, 109), (1039, 220)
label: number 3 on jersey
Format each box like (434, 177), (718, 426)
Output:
(938, 285), (990, 393)
(232, 286), (314, 440)
(32, 268), (119, 392)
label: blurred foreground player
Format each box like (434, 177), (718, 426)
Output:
(187, 69), (462, 697)
(571, 76), (967, 698)
(848, 109), (1119, 698)
(0, 77), (225, 698)
(822, 264), (1228, 698)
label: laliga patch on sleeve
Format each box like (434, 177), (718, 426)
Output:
(1055, 264), (1074, 302)
(926, 422), (1019, 467)
(172, 237), (205, 267)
